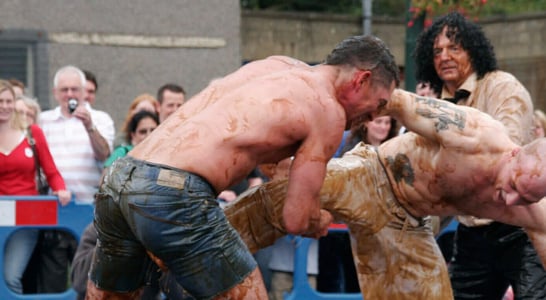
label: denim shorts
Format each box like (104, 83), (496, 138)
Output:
(89, 156), (257, 299)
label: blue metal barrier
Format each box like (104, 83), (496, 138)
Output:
(284, 235), (363, 300)
(0, 195), (93, 300)
(438, 218), (459, 236)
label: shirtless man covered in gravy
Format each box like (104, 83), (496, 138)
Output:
(85, 35), (399, 300)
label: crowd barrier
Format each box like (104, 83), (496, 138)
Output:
(0, 195), (93, 300)
(284, 234), (362, 300)
(0, 196), (458, 300)
(284, 224), (361, 300)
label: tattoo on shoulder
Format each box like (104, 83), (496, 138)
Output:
(385, 153), (414, 186)
(415, 96), (466, 132)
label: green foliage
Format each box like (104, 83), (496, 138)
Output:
(241, 0), (546, 17)
(479, 0), (546, 16)
(374, 0), (407, 18)
(241, 0), (406, 16)
(241, 0), (363, 14)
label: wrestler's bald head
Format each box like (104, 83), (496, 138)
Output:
(514, 138), (546, 203)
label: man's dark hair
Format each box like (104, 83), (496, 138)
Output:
(325, 35), (400, 88)
(83, 70), (98, 91)
(157, 83), (186, 104)
(414, 12), (497, 94)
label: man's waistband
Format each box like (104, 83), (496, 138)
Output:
(108, 156), (216, 195)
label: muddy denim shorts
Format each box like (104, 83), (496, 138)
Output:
(89, 156), (257, 299)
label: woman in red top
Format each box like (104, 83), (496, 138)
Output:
(0, 80), (71, 294)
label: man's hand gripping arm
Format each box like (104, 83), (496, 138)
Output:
(283, 150), (333, 238)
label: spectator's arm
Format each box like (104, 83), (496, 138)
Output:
(86, 125), (111, 161)
(70, 223), (98, 297)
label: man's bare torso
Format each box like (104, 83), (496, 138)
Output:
(130, 56), (346, 193)
(379, 133), (502, 216)
(377, 92), (533, 225)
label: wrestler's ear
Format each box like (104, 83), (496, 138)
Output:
(353, 69), (372, 90)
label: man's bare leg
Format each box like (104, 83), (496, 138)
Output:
(85, 280), (143, 300)
(215, 267), (268, 299)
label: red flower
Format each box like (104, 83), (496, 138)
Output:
(424, 19), (433, 27)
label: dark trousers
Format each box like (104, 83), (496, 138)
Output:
(449, 222), (546, 300)
(22, 229), (77, 294)
(36, 229), (78, 293)
(316, 231), (360, 293)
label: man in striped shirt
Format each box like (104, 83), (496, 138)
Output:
(40, 65), (114, 204)
(35, 65), (114, 293)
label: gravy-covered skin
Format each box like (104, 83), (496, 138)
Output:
(384, 90), (546, 230)
(131, 51), (397, 236)
(382, 92), (512, 218)
(87, 35), (400, 300)
(133, 56), (346, 193)
(224, 89), (546, 299)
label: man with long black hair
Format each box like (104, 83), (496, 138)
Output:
(414, 12), (546, 299)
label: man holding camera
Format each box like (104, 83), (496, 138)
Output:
(40, 65), (113, 204)
(35, 65), (114, 293)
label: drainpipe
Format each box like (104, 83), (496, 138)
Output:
(404, 0), (424, 91)
(362, 0), (372, 35)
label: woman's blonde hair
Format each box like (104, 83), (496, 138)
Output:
(0, 80), (25, 130)
(120, 93), (159, 133)
(17, 95), (42, 123)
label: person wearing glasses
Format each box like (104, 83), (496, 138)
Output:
(35, 65), (114, 293)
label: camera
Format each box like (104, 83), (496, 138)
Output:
(68, 99), (78, 114)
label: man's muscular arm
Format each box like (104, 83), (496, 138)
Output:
(503, 198), (546, 268)
(474, 198), (546, 253)
(283, 151), (330, 236)
(526, 227), (546, 269)
(225, 145), (381, 251)
(386, 89), (510, 148)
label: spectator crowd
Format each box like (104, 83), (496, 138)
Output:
(1, 11), (546, 300)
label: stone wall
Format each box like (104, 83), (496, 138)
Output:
(0, 0), (241, 127)
(242, 10), (546, 110)
(1, 4), (544, 118)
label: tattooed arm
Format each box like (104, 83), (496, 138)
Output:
(386, 89), (510, 149)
